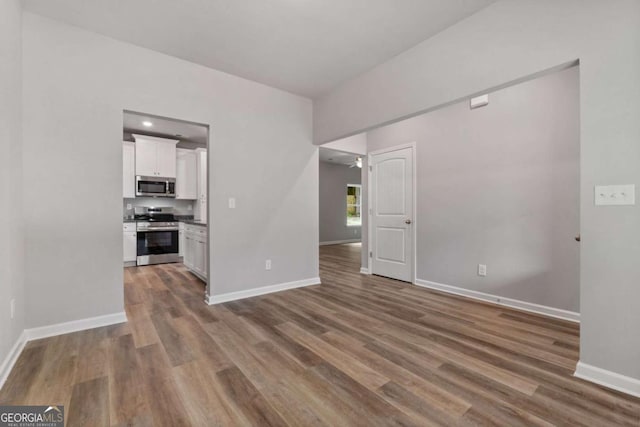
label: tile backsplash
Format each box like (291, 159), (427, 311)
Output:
(123, 197), (195, 218)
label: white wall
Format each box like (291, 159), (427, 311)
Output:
(319, 162), (362, 243)
(22, 13), (317, 328)
(366, 66), (580, 312)
(0, 0), (25, 376)
(315, 0), (640, 383)
(322, 133), (367, 155)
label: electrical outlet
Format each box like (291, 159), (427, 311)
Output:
(265, 259), (272, 270)
(478, 264), (487, 277)
(10, 299), (15, 319)
(228, 197), (236, 209)
(126, 203), (132, 210)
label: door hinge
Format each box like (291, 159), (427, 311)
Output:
(369, 251), (373, 258)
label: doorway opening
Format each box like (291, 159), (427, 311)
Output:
(122, 110), (210, 310)
(318, 143), (366, 275)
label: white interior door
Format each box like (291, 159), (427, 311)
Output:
(370, 146), (414, 282)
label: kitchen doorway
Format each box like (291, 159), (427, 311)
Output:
(122, 110), (210, 310)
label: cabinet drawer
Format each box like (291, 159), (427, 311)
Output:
(185, 224), (207, 235)
(123, 222), (136, 232)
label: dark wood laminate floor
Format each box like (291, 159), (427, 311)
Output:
(1, 243), (639, 426)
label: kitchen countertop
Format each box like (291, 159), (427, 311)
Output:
(122, 218), (206, 226)
(180, 219), (207, 226)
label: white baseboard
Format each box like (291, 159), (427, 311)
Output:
(360, 267), (370, 274)
(319, 239), (361, 246)
(414, 278), (580, 323)
(0, 331), (27, 390)
(24, 311), (128, 341)
(575, 361), (640, 398)
(206, 277), (321, 305)
(0, 311), (127, 390)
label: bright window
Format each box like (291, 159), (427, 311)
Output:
(347, 184), (362, 226)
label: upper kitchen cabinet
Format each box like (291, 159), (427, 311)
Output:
(123, 141), (136, 198)
(176, 148), (198, 200)
(133, 134), (179, 178)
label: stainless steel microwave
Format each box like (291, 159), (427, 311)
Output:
(136, 176), (176, 198)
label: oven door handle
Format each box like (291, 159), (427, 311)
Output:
(139, 228), (179, 232)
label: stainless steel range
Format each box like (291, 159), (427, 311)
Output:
(134, 206), (179, 266)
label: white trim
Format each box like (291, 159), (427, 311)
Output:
(360, 267), (370, 275)
(575, 361), (640, 398)
(319, 239), (361, 246)
(0, 331), (27, 390)
(368, 142), (417, 284)
(24, 312), (128, 341)
(414, 278), (580, 322)
(206, 277), (320, 305)
(131, 133), (179, 144)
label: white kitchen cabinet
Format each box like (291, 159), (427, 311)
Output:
(123, 223), (137, 263)
(183, 223), (207, 280)
(193, 234), (207, 278)
(193, 238), (204, 276)
(176, 149), (198, 200)
(133, 134), (178, 178)
(156, 141), (177, 177)
(195, 148), (207, 222)
(184, 233), (194, 269)
(123, 141), (136, 198)
(133, 138), (157, 177)
(178, 222), (185, 257)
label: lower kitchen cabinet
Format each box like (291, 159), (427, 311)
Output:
(178, 222), (185, 257)
(183, 223), (207, 281)
(123, 223), (137, 263)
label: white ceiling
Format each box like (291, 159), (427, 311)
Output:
(319, 147), (361, 166)
(22, 0), (496, 97)
(123, 111), (208, 148)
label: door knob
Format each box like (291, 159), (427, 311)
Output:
(405, 219), (412, 224)
(575, 234), (581, 242)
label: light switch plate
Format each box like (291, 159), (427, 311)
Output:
(228, 197), (236, 209)
(478, 264), (487, 277)
(594, 184), (635, 206)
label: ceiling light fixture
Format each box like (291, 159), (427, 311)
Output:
(142, 121), (153, 127)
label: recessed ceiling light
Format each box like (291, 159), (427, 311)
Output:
(142, 121), (153, 127)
